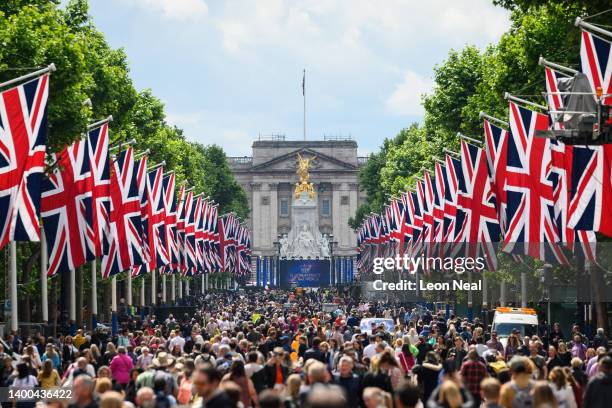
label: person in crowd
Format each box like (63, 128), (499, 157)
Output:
(549, 366), (577, 408)
(481, 377), (502, 408)
(460, 348), (488, 406)
(69, 375), (98, 408)
(109, 346), (133, 388)
(37, 359), (61, 389)
(532, 381), (558, 408)
(582, 356), (612, 408)
(4, 288), (609, 408)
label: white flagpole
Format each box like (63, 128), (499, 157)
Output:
(40, 226), (48, 324)
(162, 274), (167, 304)
(303, 69), (306, 141)
(111, 276), (118, 335)
(171, 274), (176, 303)
(127, 272), (132, 308)
(0, 63), (56, 89)
(140, 277), (145, 307)
(9, 242), (18, 333)
(91, 261), (98, 329)
(151, 270), (156, 305)
(69, 267), (76, 334)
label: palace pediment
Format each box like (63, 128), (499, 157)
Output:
(250, 147), (357, 173)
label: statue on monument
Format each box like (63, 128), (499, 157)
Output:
(279, 234), (290, 258)
(295, 224), (318, 257)
(320, 234), (330, 258)
(294, 153), (316, 199)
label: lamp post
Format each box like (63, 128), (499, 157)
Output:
(273, 234), (283, 288)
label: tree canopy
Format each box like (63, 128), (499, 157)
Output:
(352, 0), (610, 227)
(0, 0), (248, 217)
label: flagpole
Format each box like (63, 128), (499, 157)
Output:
(111, 276), (118, 336)
(151, 270), (156, 305)
(303, 69), (306, 141)
(40, 226), (48, 324)
(9, 242), (18, 333)
(171, 274), (176, 304)
(127, 270), (132, 309)
(91, 261), (97, 330)
(575, 16), (612, 39)
(162, 274), (167, 304)
(69, 267), (76, 335)
(140, 277), (145, 307)
(0, 63), (56, 89)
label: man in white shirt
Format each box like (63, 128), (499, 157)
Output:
(363, 335), (379, 360)
(168, 331), (185, 354)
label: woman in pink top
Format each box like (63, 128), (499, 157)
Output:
(109, 346), (134, 387)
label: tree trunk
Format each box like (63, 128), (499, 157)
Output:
(589, 263), (609, 335)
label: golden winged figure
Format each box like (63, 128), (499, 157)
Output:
(295, 153), (316, 198)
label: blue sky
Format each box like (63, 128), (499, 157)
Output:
(86, 0), (510, 156)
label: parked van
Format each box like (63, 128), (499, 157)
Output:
(491, 307), (539, 347)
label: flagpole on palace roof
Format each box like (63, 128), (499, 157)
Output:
(303, 69), (306, 141)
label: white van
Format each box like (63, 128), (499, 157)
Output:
(491, 307), (539, 347)
(359, 318), (395, 336)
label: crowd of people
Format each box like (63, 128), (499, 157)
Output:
(1, 288), (611, 408)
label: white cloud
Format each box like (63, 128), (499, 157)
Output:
(138, 0), (208, 21)
(385, 70), (434, 117)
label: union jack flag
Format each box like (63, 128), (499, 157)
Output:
(193, 195), (207, 274)
(101, 147), (146, 278)
(503, 101), (568, 264)
(182, 189), (197, 275)
(41, 139), (93, 276)
(456, 140), (500, 269)
(175, 185), (187, 274)
(545, 66), (598, 258)
(567, 145), (612, 238)
(130, 155), (149, 277)
(442, 154), (461, 256)
(162, 173), (180, 271)
(483, 119), (509, 232)
(219, 213), (237, 272)
(0, 74), (48, 248)
(86, 123), (110, 258)
(209, 204), (222, 272)
(432, 162), (446, 250)
(143, 167), (168, 271)
(580, 29), (612, 105)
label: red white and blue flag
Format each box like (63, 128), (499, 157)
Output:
(0, 74), (48, 248)
(41, 139), (93, 276)
(456, 140), (500, 269)
(579, 29), (612, 105)
(101, 147), (146, 278)
(503, 101), (568, 264)
(86, 123), (110, 258)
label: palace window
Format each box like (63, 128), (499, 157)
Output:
(280, 198), (289, 217)
(321, 199), (331, 216)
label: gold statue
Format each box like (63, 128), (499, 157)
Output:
(294, 153), (316, 199)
